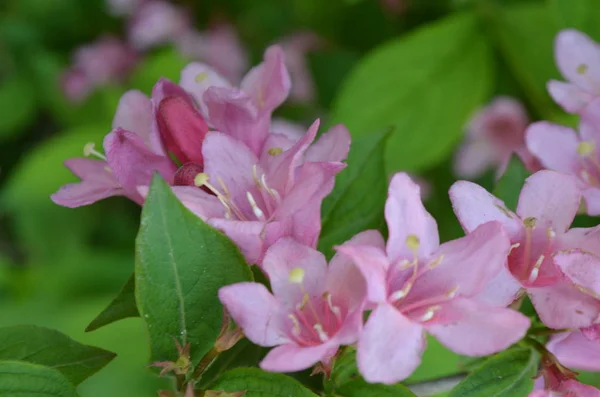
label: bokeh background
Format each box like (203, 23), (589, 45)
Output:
(2, 0), (600, 395)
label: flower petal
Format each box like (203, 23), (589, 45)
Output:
(218, 282), (288, 347)
(517, 170), (581, 233)
(112, 90), (152, 145)
(554, 250), (600, 298)
(554, 30), (600, 94)
(426, 298), (530, 356)
(547, 80), (594, 113)
(582, 187), (600, 216)
(208, 219), (265, 266)
(525, 122), (581, 174)
(179, 62), (232, 111)
(335, 243), (389, 304)
(547, 331), (600, 371)
(262, 238), (327, 308)
(449, 180), (521, 236)
(260, 343), (332, 373)
(385, 172), (439, 261)
(357, 303), (425, 384)
(169, 186), (225, 219)
(305, 124), (351, 163)
(453, 139), (496, 179)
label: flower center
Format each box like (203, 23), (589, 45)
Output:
(512, 217), (556, 285)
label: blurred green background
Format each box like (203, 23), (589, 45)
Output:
(2, 0), (600, 395)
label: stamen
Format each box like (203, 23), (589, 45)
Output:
(288, 314), (301, 336)
(288, 268), (305, 284)
(194, 173), (210, 187)
(268, 147), (283, 156)
(104, 166), (112, 173)
(313, 324), (329, 342)
(398, 259), (412, 270)
(419, 306), (440, 322)
(578, 141), (595, 157)
(390, 286), (410, 302)
(523, 217), (537, 228)
(195, 72), (209, 83)
(528, 255), (545, 283)
(217, 176), (230, 198)
(83, 142), (107, 160)
(406, 234), (420, 251)
(508, 242), (521, 255)
(427, 255), (444, 268)
(577, 64), (589, 75)
(246, 192), (265, 220)
(445, 286), (460, 299)
(252, 165), (261, 188)
(546, 227), (556, 240)
(325, 293), (342, 320)
(296, 293), (309, 311)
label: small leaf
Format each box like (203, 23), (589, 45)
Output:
(0, 325), (115, 385)
(448, 347), (539, 397)
(0, 74), (37, 140)
(86, 274), (139, 332)
(210, 368), (318, 397)
(331, 11), (493, 172)
(0, 361), (79, 397)
(492, 155), (530, 211)
(337, 379), (417, 397)
(318, 129), (390, 258)
(135, 175), (253, 365)
(330, 348), (360, 388)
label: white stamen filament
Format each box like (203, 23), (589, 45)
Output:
(546, 227), (556, 240)
(326, 293), (342, 321)
(288, 314), (301, 336)
(528, 255), (545, 283)
(508, 242), (521, 255)
(427, 255), (444, 268)
(246, 192), (265, 220)
(83, 143), (107, 161)
(419, 306), (440, 322)
(445, 286), (460, 299)
(313, 324), (329, 342)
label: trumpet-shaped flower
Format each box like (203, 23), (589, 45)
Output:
(218, 235), (368, 372)
(337, 173), (530, 384)
(450, 170), (600, 329)
(547, 326), (600, 372)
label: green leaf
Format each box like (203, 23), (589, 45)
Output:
(448, 348), (539, 397)
(492, 155), (530, 211)
(330, 347), (360, 388)
(318, 129), (390, 258)
(331, 12), (493, 172)
(337, 379), (417, 397)
(135, 175), (253, 365)
(0, 326), (115, 386)
(0, 74), (37, 140)
(548, 0), (600, 41)
(209, 368), (318, 397)
(130, 48), (189, 95)
(483, 2), (561, 118)
(86, 274), (139, 332)
(0, 361), (79, 397)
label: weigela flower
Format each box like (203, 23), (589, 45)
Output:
(278, 32), (322, 104)
(218, 236), (368, 372)
(128, 0), (191, 50)
(450, 170), (600, 329)
(454, 97), (539, 179)
(337, 173), (530, 384)
(547, 324), (600, 372)
(171, 119), (349, 264)
(61, 36), (137, 102)
(526, 114), (600, 216)
(548, 29), (600, 114)
(529, 352), (600, 397)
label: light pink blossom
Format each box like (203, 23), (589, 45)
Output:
(170, 119), (350, 264)
(128, 0), (190, 50)
(527, 114), (600, 216)
(278, 32), (322, 103)
(337, 173), (530, 384)
(454, 97), (539, 179)
(548, 29), (600, 114)
(218, 235), (368, 372)
(529, 353), (600, 397)
(179, 45), (291, 155)
(450, 170), (600, 329)
(61, 36), (137, 102)
(176, 24), (248, 85)
(547, 326), (600, 372)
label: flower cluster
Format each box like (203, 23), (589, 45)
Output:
(52, 28), (600, 392)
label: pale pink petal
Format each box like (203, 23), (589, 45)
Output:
(305, 124), (351, 163)
(582, 188), (600, 216)
(335, 244), (389, 304)
(331, 307), (364, 346)
(127, 1), (190, 50)
(547, 80), (594, 113)
(262, 238), (327, 308)
(260, 133), (296, 164)
(426, 298), (530, 356)
(208, 219), (265, 266)
(240, 45), (291, 113)
(582, 324), (600, 341)
(385, 173), (439, 261)
(472, 265), (523, 307)
(407, 222), (511, 302)
(580, 102), (600, 145)
(218, 282), (289, 347)
(270, 119), (305, 141)
(326, 230), (383, 309)
(529, 281), (600, 329)
(51, 159), (124, 207)
(453, 139), (496, 178)
(112, 90), (152, 146)
(449, 180), (521, 236)
(517, 170), (581, 233)
(357, 304), (425, 384)
(260, 343), (332, 373)
(169, 186), (225, 219)
(104, 128), (175, 199)
(554, 30), (600, 94)
(554, 250), (600, 297)
(525, 122), (581, 174)
(559, 380), (600, 396)
(559, 225), (600, 253)
(179, 62), (232, 113)
(548, 331), (600, 371)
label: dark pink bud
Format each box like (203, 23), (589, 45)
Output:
(174, 163), (204, 186)
(157, 96), (208, 166)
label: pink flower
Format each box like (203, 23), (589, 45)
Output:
(128, 0), (190, 50)
(548, 29), (600, 114)
(52, 79), (209, 207)
(278, 32), (322, 103)
(337, 173), (530, 384)
(547, 326), (600, 372)
(218, 235), (368, 372)
(61, 36), (137, 102)
(176, 23), (248, 85)
(529, 353), (600, 397)
(170, 119), (350, 264)
(526, 114), (600, 216)
(179, 45), (291, 155)
(530, 379), (600, 397)
(450, 170), (600, 329)
(454, 97), (539, 179)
